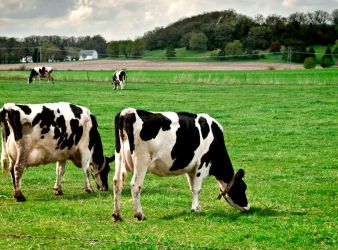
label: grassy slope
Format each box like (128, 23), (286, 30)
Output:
(0, 70), (337, 249)
(143, 46), (336, 64)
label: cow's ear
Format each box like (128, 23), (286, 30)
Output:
(236, 169), (245, 179)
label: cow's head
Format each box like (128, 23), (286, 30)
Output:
(222, 169), (250, 212)
(93, 155), (114, 191)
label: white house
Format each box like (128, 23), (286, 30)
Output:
(20, 56), (33, 63)
(79, 50), (98, 60)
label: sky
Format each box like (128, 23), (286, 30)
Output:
(0, 0), (337, 41)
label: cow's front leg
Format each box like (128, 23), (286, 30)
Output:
(186, 173), (203, 212)
(54, 161), (66, 195)
(120, 81), (125, 90)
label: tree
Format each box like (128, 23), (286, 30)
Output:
(224, 40), (244, 58)
(308, 47), (316, 60)
(189, 32), (208, 51)
(321, 45), (334, 67)
(131, 38), (145, 58)
(166, 46), (176, 59)
(331, 9), (338, 25)
(106, 41), (121, 57)
(246, 26), (273, 50)
(214, 23), (235, 49)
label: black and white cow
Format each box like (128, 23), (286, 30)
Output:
(112, 70), (126, 90)
(113, 108), (250, 221)
(28, 66), (54, 84)
(0, 102), (113, 201)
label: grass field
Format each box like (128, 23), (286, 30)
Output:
(0, 69), (337, 249)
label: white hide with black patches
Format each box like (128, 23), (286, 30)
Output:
(112, 70), (126, 90)
(0, 102), (112, 201)
(113, 107), (249, 221)
(28, 66), (54, 84)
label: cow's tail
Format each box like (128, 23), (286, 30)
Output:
(0, 108), (9, 174)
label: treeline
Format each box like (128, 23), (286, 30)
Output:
(143, 9), (338, 51)
(0, 9), (337, 64)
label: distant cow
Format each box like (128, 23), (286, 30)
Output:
(28, 66), (54, 84)
(0, 102), (113, 201)
(112, 70), (126, 90)
(113, 108), (250, 221)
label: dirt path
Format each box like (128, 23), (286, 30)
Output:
(0, 59), (303, 71)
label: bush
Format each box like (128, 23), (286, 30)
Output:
(321, 46), (334, 67)
(304, 57), (316, 69)
(321, 57), (334, 68)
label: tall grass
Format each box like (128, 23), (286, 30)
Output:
(0, 68), (337, 85)
(0, 70), (337, 249)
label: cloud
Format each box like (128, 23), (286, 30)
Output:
(69, 0), (93, 22)
(0, 0), (336, 40)
(282, 0), (296, 7)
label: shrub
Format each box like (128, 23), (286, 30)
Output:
(166, 46), (176, 59)
(304, 57), (316, 69)
(321, 46), (334, 67)
(321, 57), (334, 68)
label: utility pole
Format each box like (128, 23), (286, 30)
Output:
(39, 46), (41, 63)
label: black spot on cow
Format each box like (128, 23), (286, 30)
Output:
(137, 109), (172, 141)
(39, 67), (46, 76)
(70, 104), (83, 119)
(54, 115), (67, 148)
(88, 115), (107, 173)
(32, 106), (56, 134)
(206, 122), (234, 183)
(41, 136), (44, 139)
(197, 172), (201, 177)
(70, 119), (83, 146)
(114, 112), (121, 153)
(57, 109), (60, 114)
(0, 109), (10, 141)
(122, 113), (136, 154)
(170, 113), (200, 171)
(7, 110), (23, 141)
(198, 116), (209, 139)
(16, 105), (32, 115)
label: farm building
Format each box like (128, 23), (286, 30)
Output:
(20, 56), (33, 63)
(79, 50), (98, 60)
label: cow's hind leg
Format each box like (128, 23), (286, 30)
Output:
(81, 154), (94, 193)
(130, 156), (148, 221)
(54, 161), (66, 195)
(12, 146), (27, 202)
(113, 152), (124, 222)
(186, 173), (203, 212)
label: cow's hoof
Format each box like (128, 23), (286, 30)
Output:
(134, 213), (146, 221)
(14, 194), (26, 202)
(112, 213), (123, 222)
(85, 189), (94, 194)
(191, 207), (201, 213)
(54, 189), (63, 196)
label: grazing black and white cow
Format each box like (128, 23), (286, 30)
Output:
(28, 66), (54, 84)
(0, 102), (113, 201)
(113, 108), (250, 221)
(112, 70), (126, 90)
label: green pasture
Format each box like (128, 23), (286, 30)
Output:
(0, 69), (337, 249)
(0, 68), (337, 85)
